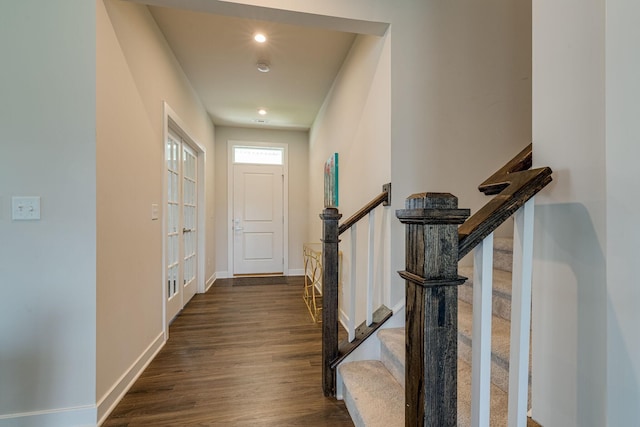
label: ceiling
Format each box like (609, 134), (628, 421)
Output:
(142, 4), (358, 130)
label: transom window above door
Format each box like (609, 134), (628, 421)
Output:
(233, 146), (284, 165)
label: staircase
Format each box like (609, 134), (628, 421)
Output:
(339, 237), (535, 427)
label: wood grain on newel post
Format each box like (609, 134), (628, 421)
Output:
(396, 193), (470, 427)
(320, 207), (342, 397)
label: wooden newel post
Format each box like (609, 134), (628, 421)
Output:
(396, 193), (470, 426)
(320, 207), (342, 397)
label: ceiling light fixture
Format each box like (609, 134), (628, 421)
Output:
(258, 109), (267, 116)
(254, 33), (267, 43)
(256, 61), (270, 73)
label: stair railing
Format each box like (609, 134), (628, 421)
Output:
(321, 183), (392, 397)
(396, 144), (552, 427)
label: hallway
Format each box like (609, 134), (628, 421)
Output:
(103, 276), (353, 426)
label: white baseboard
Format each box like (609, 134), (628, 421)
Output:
(205, 273), (216, 292)
(0, 405), (96, 427)
(215, 270), (230, 280)
(96, 331), (165, 425)
(215, 271), (303, 279)
(339, 309), (349, 332)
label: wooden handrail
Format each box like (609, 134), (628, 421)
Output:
(478, 143), (534, 195)
(338, 183), (391, 235)
(320, 182), (392, 397)
(458, 143), (552, 259)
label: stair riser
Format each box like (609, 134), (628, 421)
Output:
(380, 340), (405, 388)
(458, 333), (510, 392)
(379, 328), (512, 394)
(343, 386), (367, 427)
(458, 283), (511, 321)
(494, 248), (513, 273)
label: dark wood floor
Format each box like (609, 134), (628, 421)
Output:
(103, 276), (353, 426)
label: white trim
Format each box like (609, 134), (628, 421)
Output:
(366, 210), (375, 326)
(205, 273), (216, 292)
(162, 102), (207, 336)
(390, 300), (406, 317)
(0, 406), (96, 427)
(288, 268), (305, 276)
(339, 308), (350, 333)
(96, 332), (165, 425)
(196, 148), (206, 295)
(227, 140), (289, 276)
(215, 270), (230, 280)
(508, 198), (535, 427)
(348, 225), (357, 341)
(471, 232), (494, 427)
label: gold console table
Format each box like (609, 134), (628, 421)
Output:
(302, 243), (342, 323)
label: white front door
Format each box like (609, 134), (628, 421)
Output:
(166, 130), (199, 323)
(233, 163), (284, 275)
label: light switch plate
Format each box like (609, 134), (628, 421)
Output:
(151, 204), (159, 220)
(12, 196), (41, 220)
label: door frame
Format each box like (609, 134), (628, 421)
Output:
(227, 140), (289, 276)
(162, 102), (206, 336)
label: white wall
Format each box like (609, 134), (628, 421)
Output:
(532, 0), (607, 425)
(606, 1), (640, 425)
(214, 126), (308, 277)
(97, 0), (215, 421)
(0, 1), (97, 425)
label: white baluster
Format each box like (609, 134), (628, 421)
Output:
(349, 225), (357, 342)
(471, 232), (494, 427)
(366, 210), (375, 326)
(508, 197), (535, 427)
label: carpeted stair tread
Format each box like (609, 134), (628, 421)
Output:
(493, 237), (513, 252)
(339, 360), (404, 427)
(493, 237), (514, 272)
(458, 266), (513, 321)
(340, 358), (511, 427)
(458, 358), (510, 427)
(458, 299), (511, 366)
(459, 266), (513, 299)
(380, 303), (515, 394)
(458, 299), (512, 391)
(339, 237), (534, 425)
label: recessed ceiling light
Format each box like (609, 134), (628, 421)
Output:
(256, 61), (270, 73)
(258, 109), (267, 116)
(254, 33), (267, 43)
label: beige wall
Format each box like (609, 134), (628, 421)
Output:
(532, 0), (607, 425)
(296, 0), (531, 306)
(308, 33), (391, 241)
(214, 126), (308, 276)
(606, 1), (640, 424)
(97, 0), (215, 421)
(0, 1), (97, 425)
(309, 32), (393, 317)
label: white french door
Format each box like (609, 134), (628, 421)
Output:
(166, 129), (198, 323)
(182, 144), (198, 302)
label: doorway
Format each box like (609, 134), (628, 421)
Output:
(228, 142), (289, 276)
(164, 103), (206, 329)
